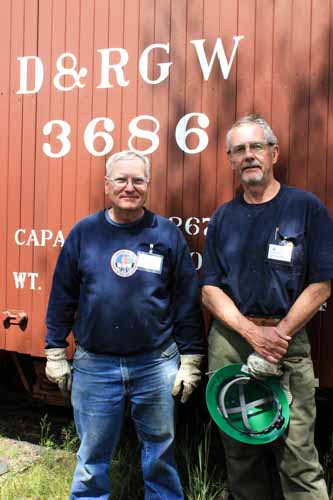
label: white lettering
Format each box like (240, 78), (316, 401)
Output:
(185, 217), (200, 236)
(175, 113), (209, 154)
(13, 271), (39, 290)
(139, 43), (172, 84)
(27, 230), (40, 246)
(191, 36), (244, 80)
(14, 229), (65, 247)
(53, 230), (65, 247)
(190, 252), (202, 271)
(202, 217), (210, 236)
(128, 115), (160, 155)
(97, 48), (129, 88)
(15, 229), (26, 246)
(13, 272), (27, 288)
(40, 230), (53, 246)
(43, 120), (71, 158)
(53, 53), (87, 91)
(17, 56), (44, 94)
(84, 117), (115, 156)
(169, 216), (182, 228)
(28, 272), (39, 290)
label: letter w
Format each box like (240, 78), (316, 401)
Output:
(13, 272), (27, 288)
(191, 36), (245, 80)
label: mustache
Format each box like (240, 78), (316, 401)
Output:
(240, 161), (262, 171)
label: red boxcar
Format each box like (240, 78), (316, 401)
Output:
(1, 0), (333, 403)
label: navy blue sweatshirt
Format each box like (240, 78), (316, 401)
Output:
(46, 209), (204, 355)
(202, 185), (333, 317)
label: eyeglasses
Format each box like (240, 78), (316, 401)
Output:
(108, 176), (149, 188)
(228, 142), (275, 159)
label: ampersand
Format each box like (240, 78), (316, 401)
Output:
(53, 53), (87, 91)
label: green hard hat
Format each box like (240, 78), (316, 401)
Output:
(206, 363), (290, 445)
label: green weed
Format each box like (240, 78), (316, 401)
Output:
(179, 422), (227, 500)
(39, 414), (56, 449)
(60, 422), (79, 453)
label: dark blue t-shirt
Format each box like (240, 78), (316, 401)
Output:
(202, 185), (333, 317)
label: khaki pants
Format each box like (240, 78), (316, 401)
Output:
(208, 320), (328, 500)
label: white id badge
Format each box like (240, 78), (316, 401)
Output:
(267, 242), (293, 263)
(137, 251), (164, 274)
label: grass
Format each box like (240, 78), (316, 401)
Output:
(323, 433), (333, 500)
(2, 405), (333, 500)
(0, 450), (76, 500)
(178, 422), (228, 500)
(0, 408), (227, 500)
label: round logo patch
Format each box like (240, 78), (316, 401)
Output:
(111, 249), (138, 277)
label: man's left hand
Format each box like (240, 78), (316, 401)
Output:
(172, 354), (204, 403)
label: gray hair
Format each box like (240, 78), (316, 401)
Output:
(106, 150), (151, 181)
(226, 114), (278, 152)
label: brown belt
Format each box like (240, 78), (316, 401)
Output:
(246, 316), (280, 327)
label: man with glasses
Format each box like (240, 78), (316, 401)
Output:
(44, 150), (204, 499)
(202, 115), (333, 499)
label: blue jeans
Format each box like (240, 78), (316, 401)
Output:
(70, 342), (183, 500)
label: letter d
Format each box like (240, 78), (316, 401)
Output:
(17, 56), (44, 94)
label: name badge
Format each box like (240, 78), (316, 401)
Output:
(268, 242), (293, 263)
(137, 251), (163, 274)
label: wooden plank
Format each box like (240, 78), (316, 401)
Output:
(216, 0), (238, 206)
(106, 0), (124, 154)
(75, 0), (95, 221)
(90, 0), (109, 213)
(137, 0), (154, 208)
(38, 0), (67, 356)
(105, 0), (125, 208)
(307, 0), (330, 201)
(166, 0), (186, 217)
(288, 0), (311, 189)
(61, 0), (81, 236)
(236, 0), (255, 117)
(253, 0), (274, 120)
(149, 0), (170, 216)
(181, 0), (203, 256)
(0, 0), (12, 349)
(199, 0), (222, 263)
(30, 0), (53, 356)
(121, 0), (140, 149)
(326, 0), (333, 216)
(271, 0), (293, 184)
(17, 0), (39, 354)
(5, 0), (25, 353)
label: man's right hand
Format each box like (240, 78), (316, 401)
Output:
(45, 348), (72, 394)
(246, 325), (291, 363)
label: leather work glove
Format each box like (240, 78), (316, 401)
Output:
(280, 369), (293, 405)
(247, 352), (292, 405)
(247, 352), (283, 379)
(172, 354), (204, 403)
(45, 348), (72, 394)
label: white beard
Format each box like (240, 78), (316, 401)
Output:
(241, 168), (264, 185)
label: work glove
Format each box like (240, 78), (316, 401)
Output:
(247, 352), (292, 405)
(247, 352), (283, 379)
(45, 348), (72, 394)
(172, 354), (203, 403)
